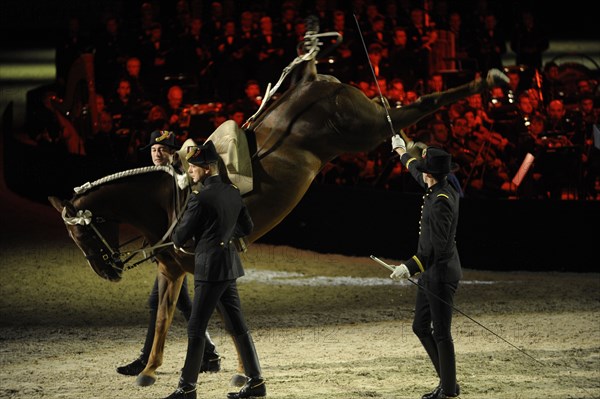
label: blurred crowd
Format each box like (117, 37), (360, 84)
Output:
(29, 0), (600, 199)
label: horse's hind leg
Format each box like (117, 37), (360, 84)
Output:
(421, 69), (505, 109)
(229, 329), (248, 386)
(389, 69), (508, 131)
(136, 264), (184, 387)
(214, 302), (247, 386)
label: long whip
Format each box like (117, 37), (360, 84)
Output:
(352, 14), (410, 143)
(369, 255), (545, 366)
(370, 255), (595, 396)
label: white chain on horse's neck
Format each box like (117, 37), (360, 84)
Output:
(73, 165), (189, 194)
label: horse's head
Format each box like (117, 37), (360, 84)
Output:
(48, 196), (124, 282)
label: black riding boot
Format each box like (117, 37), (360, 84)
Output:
(419, 334), (442, 399)
(161, 336), (208, 398)
(437, 339), (459, 397)
(179, 288), (220, 373)
(162, 378), (197, 399)
(116, 355), (146, 376)
(200, 331), (221, 372)
(161, 337), (204, 398)
(227, 332), (266, 399)
(419, 334), (441, 377)
(180, 336), (206, 385)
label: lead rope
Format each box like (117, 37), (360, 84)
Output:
(138, 166), (193, 264)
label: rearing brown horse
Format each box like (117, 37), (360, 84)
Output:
(49, 52), (508, 387)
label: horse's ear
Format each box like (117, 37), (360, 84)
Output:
(48, 196), (64, 213)
(48, 196), (76, 216)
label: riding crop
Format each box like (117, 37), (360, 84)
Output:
(369, 255), (545, 367)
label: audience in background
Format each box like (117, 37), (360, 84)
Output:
(40, 1), (599, 200)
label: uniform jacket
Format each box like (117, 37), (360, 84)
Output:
(172, 175), (254, 281)
(400, 153), (463, 282)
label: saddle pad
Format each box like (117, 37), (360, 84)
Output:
(205, 120), (253, 195)
(177, 121), (253, 194)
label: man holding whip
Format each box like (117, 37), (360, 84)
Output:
(384, 136), (463, 399)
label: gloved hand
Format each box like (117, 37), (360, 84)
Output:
(391, 134), (406, 151)
(390, 264), (410, 280)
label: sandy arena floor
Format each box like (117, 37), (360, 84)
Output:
(0, 187), (599, 399)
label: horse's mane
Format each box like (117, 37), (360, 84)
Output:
(73, 165), (189, 195)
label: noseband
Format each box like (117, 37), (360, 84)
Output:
(61, 206), (186, 275)
(61, 207), (126, 275)
(61, 166), (193, 275)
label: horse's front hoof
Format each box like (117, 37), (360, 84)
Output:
(136, 372), (157, 387)
(229, 373), (248, 387)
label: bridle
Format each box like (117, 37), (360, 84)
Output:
(60, 166), (194, 276)
(61, 204), (190, 276)
(62, 207), (127, 275)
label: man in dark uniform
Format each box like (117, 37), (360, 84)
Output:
(390, 135), (462, 399)
(163, 141), (266, 399)
(116, 131), (221, 377)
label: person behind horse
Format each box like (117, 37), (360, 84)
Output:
(116, 130), (221, 376)
(164, 141), (266, 399)
(389, 136), (462, 399)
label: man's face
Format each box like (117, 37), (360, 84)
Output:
(96, 95), (105, 111)
(231, 111), (245, 126)
(168, 88), (183, 109)
(452, 119), (469, 138)
(126, 59), (141, 77)
(245, 84), (260, 99)
(117, 81), (131, 100)
(581, 99), (594, 113)
(99, 112), (113, 133)
(188, 163), (207, 183)
(547, 101), (565, 120)
(151, 144), (173, 166)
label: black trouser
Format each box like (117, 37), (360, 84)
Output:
(180, 279), (261, 386)
(141, 276), (216, 360)
(412, 278), (459, 395)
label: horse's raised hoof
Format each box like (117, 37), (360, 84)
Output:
(136, 372), (157, 387)
(229, 374), (248, 387)
(486, 68), (509, 88)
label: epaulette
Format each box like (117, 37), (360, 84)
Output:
(437, 193), (449, 199)
(231, 184), (239, 190)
